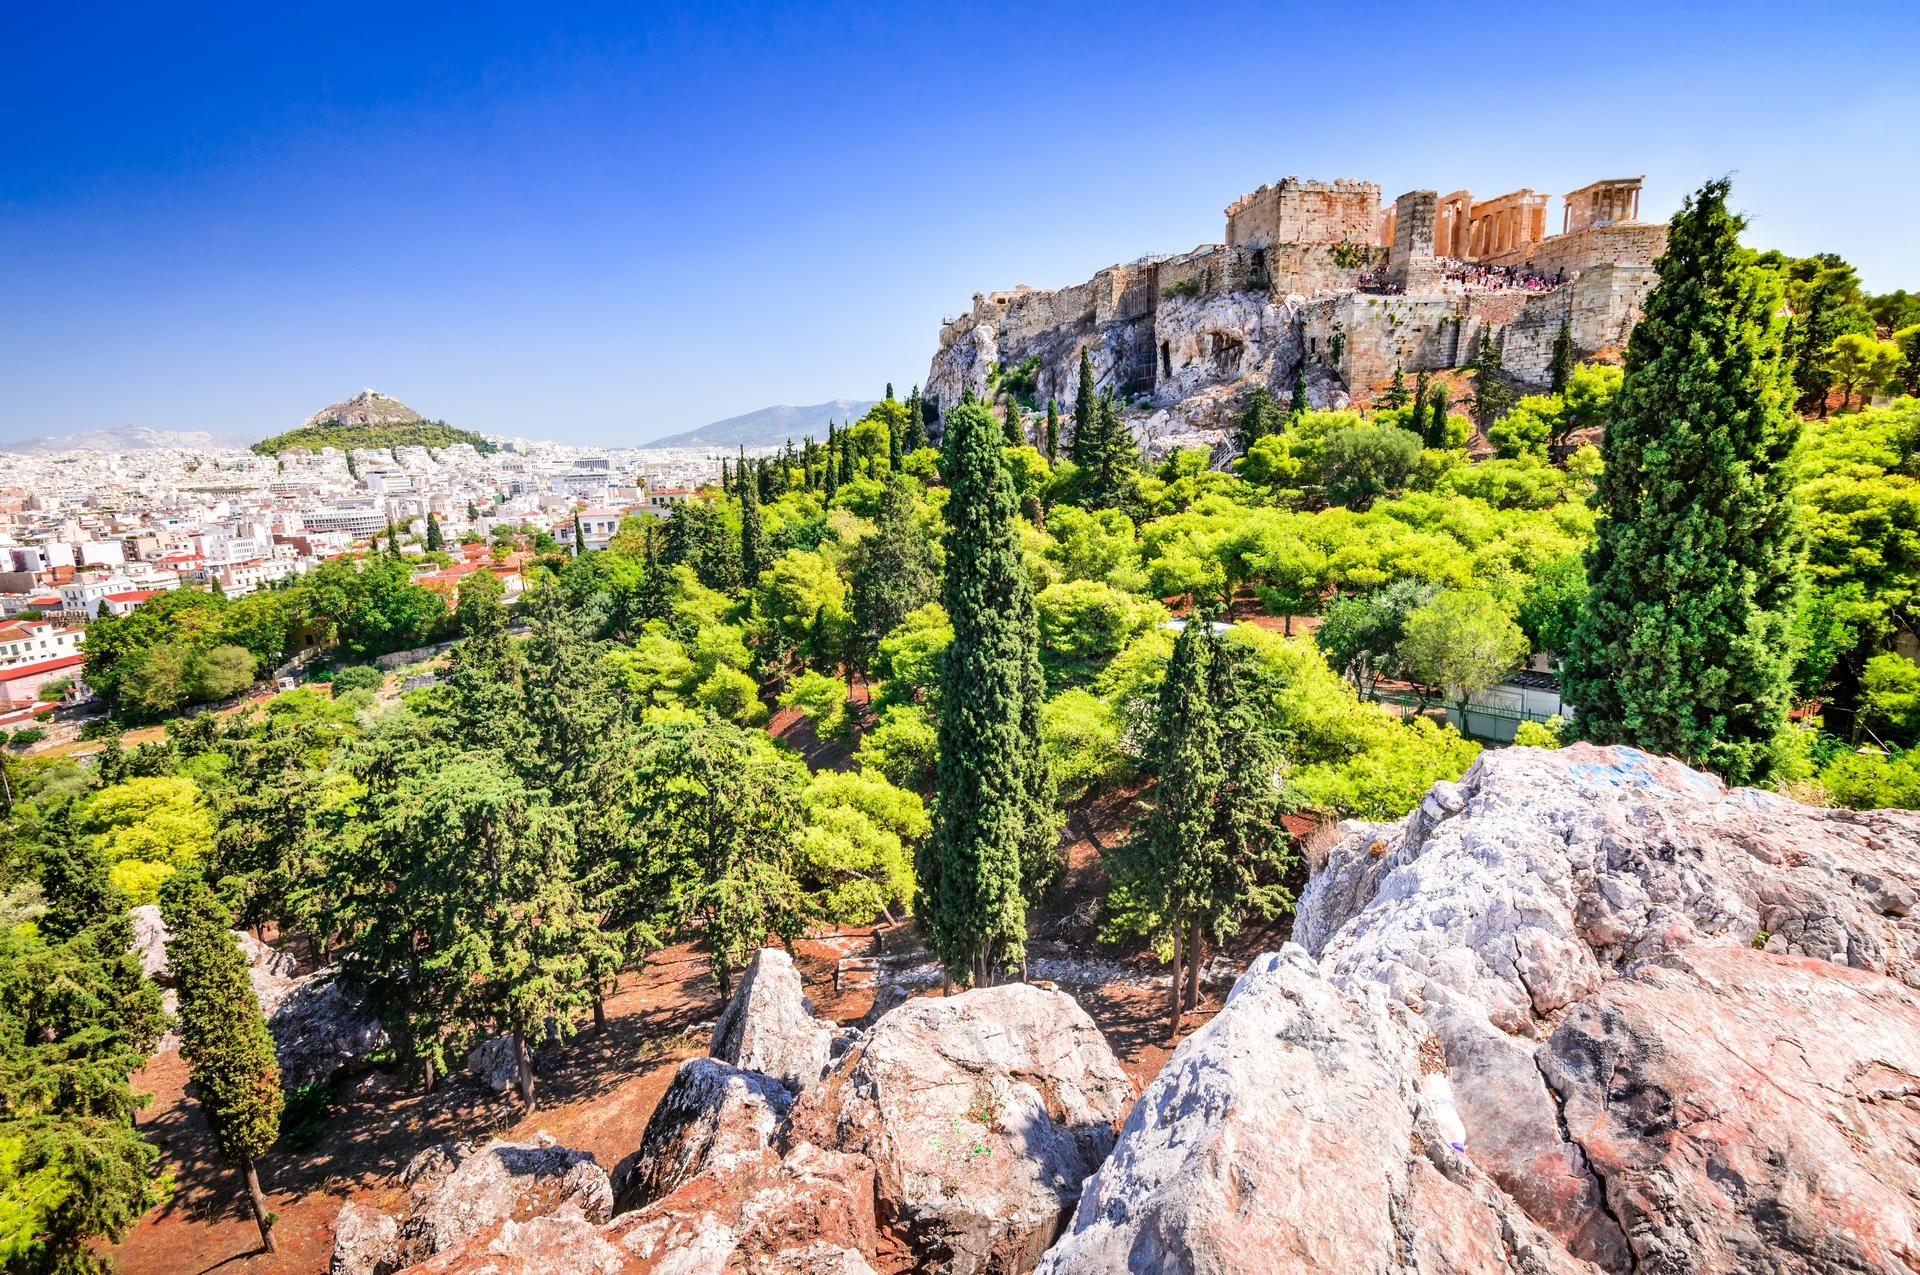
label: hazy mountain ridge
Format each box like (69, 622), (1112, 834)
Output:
(642, 398), (877, 449)
(0, 425), (259, 455)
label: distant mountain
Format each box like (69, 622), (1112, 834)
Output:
(0, 425), (256, 454)
(253, 389), (494, 456)
(642, 399), (878, 449)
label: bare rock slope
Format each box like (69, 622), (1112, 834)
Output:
(1041, 743), (1920, 1274)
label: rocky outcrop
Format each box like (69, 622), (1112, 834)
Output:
(709, 947), (842, 1093)
(789, 982), (1135, 1274)
(271, 970), (389, 1090)
(466, 1035), (521, 1094)
(130, 904), (385, 1088)
(1542, 944), (1920, 1273)
(1040, 743), (1920, 1274)
(1037, 947), (1590, 1274)
(329, 1200), (400, 1275)
(389, 1134), (613, 1267)
(615, 1058), (792, 1212)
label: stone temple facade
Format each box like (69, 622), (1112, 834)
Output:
(925, 174), (1668, 460)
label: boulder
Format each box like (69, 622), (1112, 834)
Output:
(1045, 743), (1920, 1275)
(1542, 944), (1920, 1273)
(790, 982), (1134, 1275)
(603, 1141), (881, 1275)
(128, 904), (171, 979)
(269, 969), (390, 1090)
(397, 1205), (625, 1274)
(466, 1035), (522, 1095)
(1035, 948), (1590, 1275)
(710, 946), (841, 1093)
(394, 1133), (612, 1265)
(615, 1057), (792, 1213)
(329, 1200), (399, 1275)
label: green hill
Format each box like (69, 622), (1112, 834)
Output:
(252, 389), (496, 455)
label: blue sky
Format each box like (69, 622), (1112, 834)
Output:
(4, 1), (1916, 446)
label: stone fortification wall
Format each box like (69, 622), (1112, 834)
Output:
(1225, 177), (1380, 250)
(1483, 222), (1667, 274)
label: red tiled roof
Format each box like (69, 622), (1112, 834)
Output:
(101, 590), (161, 603)
(0, 653), (86, 682)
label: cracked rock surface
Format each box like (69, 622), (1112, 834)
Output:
(1042, 743), (1920, 1274)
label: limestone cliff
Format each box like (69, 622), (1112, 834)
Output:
(926, 172), (1666, 463)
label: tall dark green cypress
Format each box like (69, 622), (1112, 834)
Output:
(162, 870), (283, 1254)
(1382, 364), (1410, 410)
(1070, 347), (1097, 467)
(425, 512), (443, 551)
(1002, 395), (1023, 447)
(904, 388), (928, 454)
(1468, 332), (1513, 430)
(888, 414), (903, 472)
(1550, 322), (1574, 395)
(919, 402), (1050, 987)
(1289, 362), (1310, 418)
(824, 424), (840, 501)
(572, 511), (586, 557)
(1409, 370), (1432, 441)
(1044, 398), (1060, 461)
(1424, 386), (1450, 448)
(739, 457), (766, 586)
(1561, 178), (1802, 784)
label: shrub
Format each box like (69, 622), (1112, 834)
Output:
(329, 665), (384, 695)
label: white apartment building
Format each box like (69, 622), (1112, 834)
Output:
(0, 620), (83, 669)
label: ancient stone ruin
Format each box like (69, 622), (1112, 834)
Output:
(926, 173), (1669, 460)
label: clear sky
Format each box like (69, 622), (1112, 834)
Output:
(4, 1), (1916, 447)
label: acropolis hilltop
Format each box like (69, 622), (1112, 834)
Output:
(926, 173), (1669, 457)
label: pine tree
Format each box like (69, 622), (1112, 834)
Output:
(1550, 322), (1574, 395)
(920, 402), (1049, 987)
(1382, 364), (1410, 410)
(1070, 348), (1097, 467)
(1562, 178), (1802, 783)
(37, 838), (124, 943)
(1044, 399), (1060, 461)
(161, 870), (283, 1253)
(1289, 362), (1310, 417)
(739, 457), (767, 586)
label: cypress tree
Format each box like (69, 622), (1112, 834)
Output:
(904, 391), (926, 454)
(37, 839), (124, 943)
(885, 381), (895, 403)
(739, 457), (767, 586)
(425, 512), (443, 551)
(1550, 322), (1575, 395)
(837, 429), (855, 487)
(1289, 362), (1310, 418)
(1410, 370), (1432, 441)
(161, 870), (283, 1253)
(1468, 332), (1513, 430)
(1070, 347), (1097, 467)
(824, 425), (841, 502)
(385, 521), (401, 556)
(1234, 386), (1284, 453)
(572, 511), (586, 557)
(1425, 386), (1450, 448)
(920, 401), (1048, 987)
(888, 413), (903, 472)
(1044, 398), (1060, 461)
(1078, 393), (1138, 511)
(1003, 395), (1023, 447)
(1561, 178), (1802, 783)
(720, 457), (732, 496)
